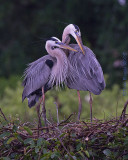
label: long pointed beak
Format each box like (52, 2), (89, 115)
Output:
(59, 43), (77, 52)
(75, 35), (85, 55)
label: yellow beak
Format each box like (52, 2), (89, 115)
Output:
(75, 35), (85, 55)
(59, 44), (77, 52)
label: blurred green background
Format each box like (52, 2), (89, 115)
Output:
(0, 0), (128, 122)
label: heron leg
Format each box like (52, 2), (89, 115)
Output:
(77, 90), (82, 121)
(36, 99), (42, 128)
(41, 87), (48, 129)
(89, 92), (93, 123)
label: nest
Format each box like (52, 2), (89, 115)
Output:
(0, 100), (128, 159)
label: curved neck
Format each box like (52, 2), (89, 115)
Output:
(62, 27), (71, 45)
(49, 48), (69, 87)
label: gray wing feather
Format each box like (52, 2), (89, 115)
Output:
(22, 55), (55, 101)
(67, 44), (105, 95)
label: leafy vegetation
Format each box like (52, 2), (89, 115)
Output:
(0, 103), (128, 160)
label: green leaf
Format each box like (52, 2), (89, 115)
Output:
(43, 148), (47, 154)
(59, 133), (66, 138)
(103, 149), (111, 157)
(78, 151), (85, 158)
(51, 153), (55, 158)
(13, 132), (18, 138)
(7, 137), (16, 144)
(0, 132), (10, 138)
(37, 137), (44, 147)
(123, 154), (128, 160)
(12, 125), (17, 132)
(85, 150), (90, 158)
(72, 156), (77, 160)
(17, 135), (23, 142)
(24, 138), (34, 145)
(76, 143), (82, 151)
(65, 154), (69, 159)
(23, 126), (33, 136)
(35, 147), (39, 153)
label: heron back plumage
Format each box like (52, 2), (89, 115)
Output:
(67, 44), (106, 95)
(22, 55), (56, 107)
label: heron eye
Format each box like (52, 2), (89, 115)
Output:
(75, 30), (79, 34)
(51, 46), (59, 50)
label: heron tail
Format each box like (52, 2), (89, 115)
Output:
(27, 94), (40, 108)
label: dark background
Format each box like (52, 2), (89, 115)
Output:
(0, 0), (128, 87)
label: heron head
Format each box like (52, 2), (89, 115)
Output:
(45, 37), (77, 54)
(63, 24), (85, 55)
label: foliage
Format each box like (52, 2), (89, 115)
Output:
(0, 0), (128, 87)
(0, 104), (128, 160)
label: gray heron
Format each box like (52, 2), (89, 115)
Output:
(62, 24), (106, 121)
(22, 37), (78, 126)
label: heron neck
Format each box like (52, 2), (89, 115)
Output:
(50, 49), (69, 87)
(62, 27), (71, 45)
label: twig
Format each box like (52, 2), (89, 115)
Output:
(48, 109), (54, 123)
(0, 108), (8, 122)
(54, 102), (59, 125)
(119, 100), (128, 121)
(82, 121), (89, 129)
(121, 118), (128, 127)
(58, 113), (74, 126)
(89, 92), (93, 123)
(57, 135), (75, 160)
(38, 145), (43, 160)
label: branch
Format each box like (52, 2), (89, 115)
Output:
(119, 100), (128, 121)
(0, 108), (8, 122)
(54, 102), (59, 125)
(58, 113), (75, 126)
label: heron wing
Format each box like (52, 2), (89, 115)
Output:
(22, 55), (56, 101)
(67, 44), (105, 94)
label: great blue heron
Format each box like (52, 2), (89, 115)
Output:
(22, 37), (78, 126)
(61, 24), (106, 121)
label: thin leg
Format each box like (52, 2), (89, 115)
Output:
(36, 97), (43, 128)
(89, 92), (93, 123)
(77, 90), (82, 121)
(41, 87), (47, 128)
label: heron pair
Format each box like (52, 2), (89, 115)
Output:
(22, 24), (105, 126)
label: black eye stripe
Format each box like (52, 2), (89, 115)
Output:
(73, 24), (80, 31)
(51, 46), (59, 50)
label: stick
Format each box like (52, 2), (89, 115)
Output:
(58, 113), (74, 126)
(119, 100), (128, 121)
(54, 102), (59, 125)
(89, 92), (93, 123)
(0, 108), (8, 122)
(57, 134), (75, 159)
